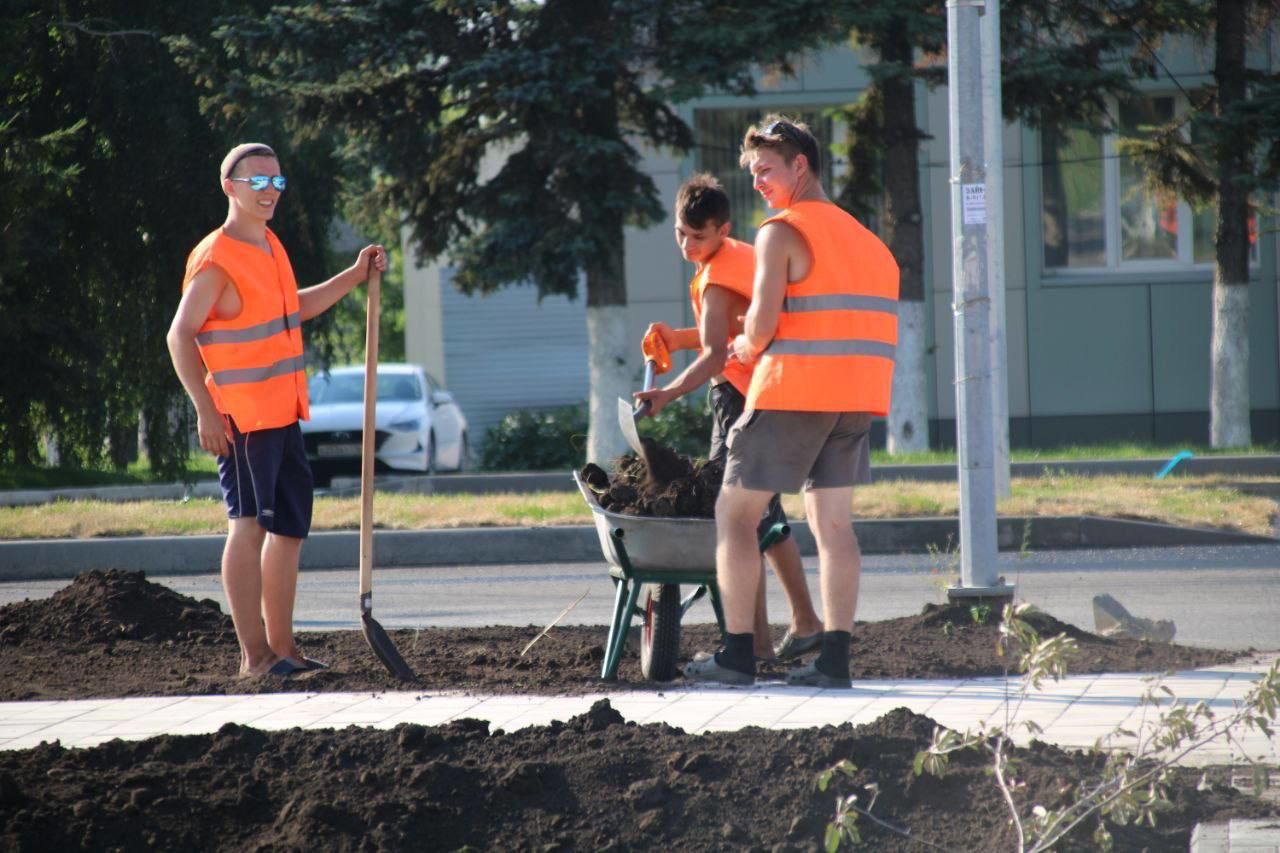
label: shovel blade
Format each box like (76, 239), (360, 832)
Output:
(617, 396), (645, 455)
(361, 612), (415, 681)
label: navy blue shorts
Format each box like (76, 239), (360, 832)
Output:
(218, 420), (314, 539)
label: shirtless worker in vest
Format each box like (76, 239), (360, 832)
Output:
(167, 143), (388, 677)
(635, 174), (823, 663)
(683, 117), (899, 688)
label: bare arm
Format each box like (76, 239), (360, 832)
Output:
(733, 221), (793, 365)
(634, 285), (747, 416)
(298, 244), (387, 321)
(167, 266), (232, 456)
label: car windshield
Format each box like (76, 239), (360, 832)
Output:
(309, 372), (422, 404)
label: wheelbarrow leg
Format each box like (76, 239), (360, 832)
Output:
(602, 577), (630, 680)
(706, 582), (727, 639)
(603, 577), (642, 681)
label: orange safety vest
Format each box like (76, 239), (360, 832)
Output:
(746, 201), (899, 415)
(690, 237), (755, 396)
(182, 228), (310, 432)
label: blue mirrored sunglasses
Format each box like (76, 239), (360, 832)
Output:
(230, 174), (287, 192)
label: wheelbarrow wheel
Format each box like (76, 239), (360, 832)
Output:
(639, 583), (682, 681)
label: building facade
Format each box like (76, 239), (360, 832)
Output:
(404, 37), (1280, 449)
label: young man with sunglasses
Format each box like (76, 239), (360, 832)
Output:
(167, 142), (387, 677)
(635, 173), (823, 664)
(683, 117), (899, 688)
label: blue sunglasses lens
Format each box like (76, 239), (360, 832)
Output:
(248, 175), (287, 191)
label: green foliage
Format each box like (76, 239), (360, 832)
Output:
(477, 404), (589, 472)
(908, 606), (1280, 852)
(195, 0), (813, 307)
(477, 395), (713, 471)
(1113, 4), (1280, 234)
(0, 3), (345, 479)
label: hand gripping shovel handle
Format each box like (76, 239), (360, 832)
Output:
(359, 268), (415, 681)
(634, 359), (657, 419)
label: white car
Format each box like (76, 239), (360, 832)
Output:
(300, 363), (469, 486)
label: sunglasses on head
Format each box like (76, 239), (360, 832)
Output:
(229, 175), (287, 192)
(763, 120), (800, 140)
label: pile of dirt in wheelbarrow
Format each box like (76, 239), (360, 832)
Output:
(1, 701), (1273, 851)
(0, 570), (1245, 700)
(580, 453), (723, 517)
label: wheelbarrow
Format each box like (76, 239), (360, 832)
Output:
(573, 471), (788, 681)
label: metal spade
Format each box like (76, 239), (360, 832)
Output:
(358, 268), (415, 681)
(617, 359), (657, 460)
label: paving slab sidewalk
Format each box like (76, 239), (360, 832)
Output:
(2, 656), (1276, 765)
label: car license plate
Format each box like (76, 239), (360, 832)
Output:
(317, 443), (360, 457)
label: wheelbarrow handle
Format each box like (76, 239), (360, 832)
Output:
(634, 359), (657, 419)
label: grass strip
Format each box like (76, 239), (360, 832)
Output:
(0, 474), (1272, 540)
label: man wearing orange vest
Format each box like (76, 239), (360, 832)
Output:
(635, 174), (823, 663)
(684, 117), (899, 687)
(167, 143), (387, 677)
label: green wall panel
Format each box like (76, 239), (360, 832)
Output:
(1027, 285), (1152, 415)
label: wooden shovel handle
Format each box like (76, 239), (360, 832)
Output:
(359, 269), (381, 600)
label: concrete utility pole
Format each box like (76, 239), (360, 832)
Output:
(946, 0), (1013, 600)
(982, 0), (1011, 499)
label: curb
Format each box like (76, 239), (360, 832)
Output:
(0, 516), (1272, 582)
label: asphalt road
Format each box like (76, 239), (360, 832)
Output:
(4, 544), (1278, 652)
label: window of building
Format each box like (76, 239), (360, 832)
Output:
(694, 107), (836, 240)
(1040, 93), (1257, 273)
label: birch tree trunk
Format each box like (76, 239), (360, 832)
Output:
(881, 33), (930, 454)
(584, 215), (631, 464)
(1210, 0), (1251, 449)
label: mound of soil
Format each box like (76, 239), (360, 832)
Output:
(0, 572), (1245, 700)
(1, 701), (1272, 852)
(0, 569), (231, 646)
(581, 452), (723, 517)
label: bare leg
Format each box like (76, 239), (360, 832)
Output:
(222, 518), (277, 674)
(715, 484), (774, 635)
(261, 532), (304, 661)
(764, 536), (822, 637)
(752, 561), (772, 658)
(804, 487), (860, 631)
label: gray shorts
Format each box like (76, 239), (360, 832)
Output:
(724, 409), (872, 494)
(708, 382), (788, 546)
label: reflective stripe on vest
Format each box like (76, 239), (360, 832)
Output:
(184, 228), (310, 432)
(211, 354), (307, 387)
(766, 339), (896, 359)
(196, 311), (301, 346)
(745, 202), (899, 414)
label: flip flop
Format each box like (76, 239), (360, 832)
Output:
(774, 630), (822, 661)
(298, 656), (329, 671)
(265, 657), (306, 677)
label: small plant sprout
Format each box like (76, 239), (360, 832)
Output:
(970, 603), (992, 625)
(1018, 518), (1033, 559)
(906, 607), (1280, 852)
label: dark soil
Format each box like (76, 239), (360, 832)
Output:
(0, 570), (1246, 700)
(581, 453), (723, 517)
(1, 703), (1273, 852)
(0, 570), (1273, 851)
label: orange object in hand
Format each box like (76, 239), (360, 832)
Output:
(641, 330), (672, 375)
